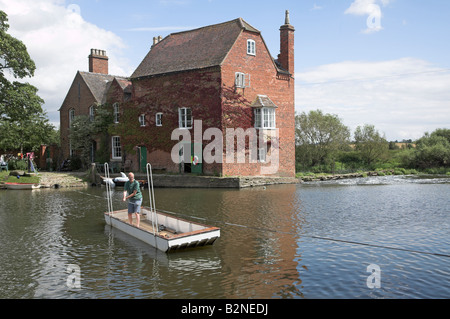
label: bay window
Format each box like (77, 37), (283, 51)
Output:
(254, 107), (276, 129)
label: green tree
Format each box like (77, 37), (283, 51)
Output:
(295, 109), (350, 169)
(69, 103), (114, 167)
(69, 115), (93, 167)
(354, 124), (388, 167)
(413, 129), (450, 169)
(0, 11), (35, 81)
(0, 10), (55, 152)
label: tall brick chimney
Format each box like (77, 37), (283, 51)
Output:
(89, 49), (109, 74)
(279, 10), (295, 76)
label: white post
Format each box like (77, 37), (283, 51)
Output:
(105, 162), (113, 219)
(146, 163), (158, 236)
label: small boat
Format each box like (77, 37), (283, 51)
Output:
(100, 173), (147, 188)
(103, 163), (220, 252)
(5, 182), (41, 190)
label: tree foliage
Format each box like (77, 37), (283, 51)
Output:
(412, 129), (450, 169)
(0, 10), (56, 153)
(69, 104), (113, 167)
(0, 11), (36, 81)
(354, 124), (388, 166)
(295, 109), (350, 168)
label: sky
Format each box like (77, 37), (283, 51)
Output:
(1, 0), (449, 141)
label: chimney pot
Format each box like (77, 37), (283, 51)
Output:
(285, 10), (290, 25)
(89, 48), (108, 74)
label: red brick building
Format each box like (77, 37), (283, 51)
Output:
(60, 12), (295, 177)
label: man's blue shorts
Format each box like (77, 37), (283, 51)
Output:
(128, 199), (142, 214)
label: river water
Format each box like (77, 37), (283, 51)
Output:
(0, 175), (449, 299)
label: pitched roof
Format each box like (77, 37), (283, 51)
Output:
(251, 95), (278, 108)
(131, 18), (261, 79)
(79, 72), (130, 103)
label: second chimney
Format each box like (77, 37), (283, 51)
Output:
(279, 10), (295, 76)
(89, 49), (109, 74)
(152, 36), (163, 48)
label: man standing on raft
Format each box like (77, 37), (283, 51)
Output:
(123, 172), (143, 228)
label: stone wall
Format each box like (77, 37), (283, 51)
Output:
(150, 174), (299, 188)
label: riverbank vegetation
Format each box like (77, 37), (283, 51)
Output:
(295, 110), (450, 178)
(0, 170), (40, 184)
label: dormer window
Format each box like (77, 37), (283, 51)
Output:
(254, 108), (276, 129)
(252, 95), (277, 129)
(247, 39), (256, 56)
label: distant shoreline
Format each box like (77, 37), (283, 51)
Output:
(296, 169), (450, 182)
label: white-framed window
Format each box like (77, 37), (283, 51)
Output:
(89, 105), (95, 122)
(113, 103), (120, 124)
(179, 107), (192, 129)
(258, 147), (266, 163)
(69, 108), (75, 127)
(247, 39), (256, 56)
(139, 114), (146, 127)
(254, 108), (276, 129)
(235, 72), (250, 88)
(112, 136), (122, 159)
(156, 113), (162, 126)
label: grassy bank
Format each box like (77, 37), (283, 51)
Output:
(296, 167), (450, 181)
(0, 171), (40, 184)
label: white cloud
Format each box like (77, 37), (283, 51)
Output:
(295, 58), (450, 141)
(345, 0), (392, 33)
(0, 0), (133, 127)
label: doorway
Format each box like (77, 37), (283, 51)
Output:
(139, 146), (147, 173)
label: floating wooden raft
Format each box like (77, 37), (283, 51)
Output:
(103, 163), (220, 252)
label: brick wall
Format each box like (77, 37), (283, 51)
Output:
(123, 67), (224, 175)
(121, 28), (295, 178)
(220, 30), (295, 177)
(59, 72), (97, 159)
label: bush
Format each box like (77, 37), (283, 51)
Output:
(69, 156), (83, 171)
(8, 159), (28, 171)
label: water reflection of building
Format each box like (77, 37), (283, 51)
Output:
(217, 184), (302, 298)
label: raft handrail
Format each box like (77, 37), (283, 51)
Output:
(104, 162), (113, 219)
(146, 163), (159, 238)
